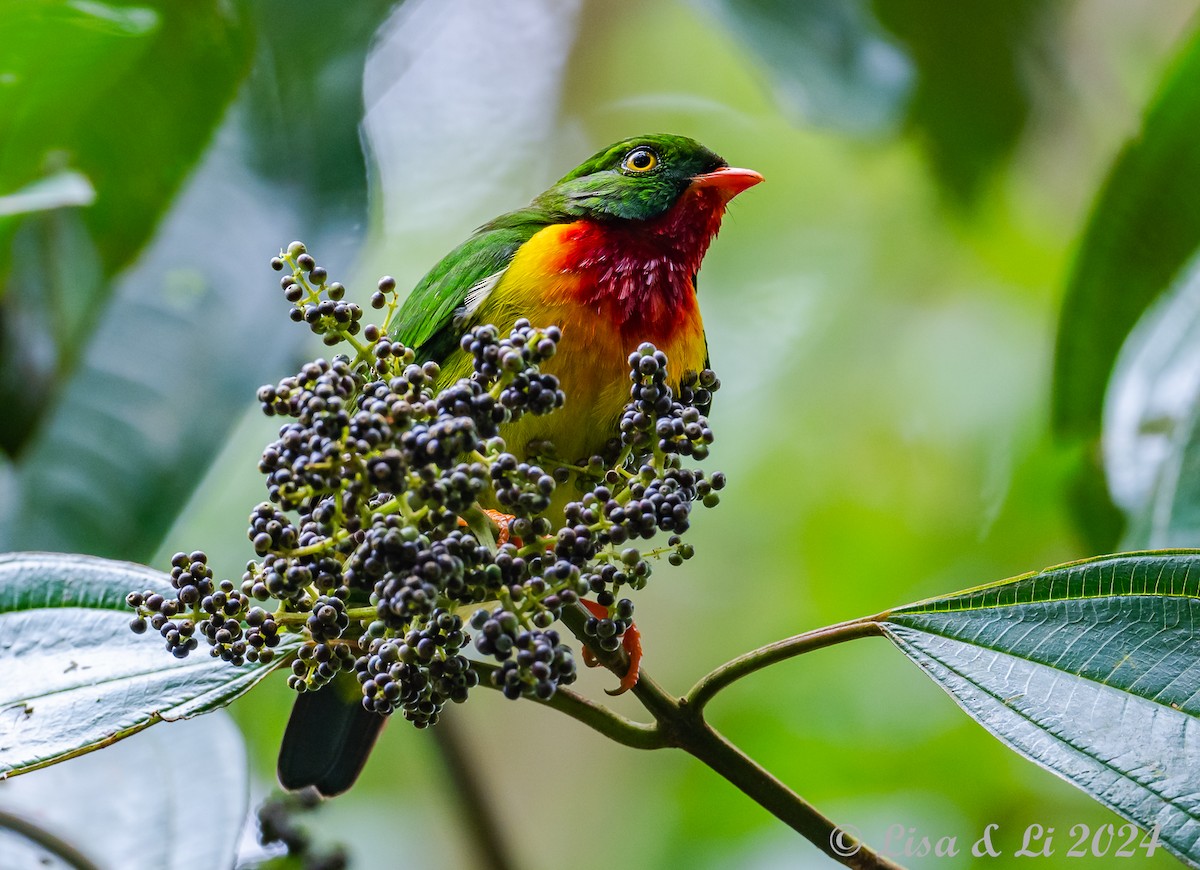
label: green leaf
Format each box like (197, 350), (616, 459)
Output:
(882, 551), (1200, 868)
(238, 0), (401, 225)
(1104, 251), (1200, 549)
(0, 711), (247, 870)
(0, 0), (252, 279)
(871, 0), (1049, 204)
(1053, 23), (1200, 447)
(0, 226), (300, 560)
(0, 552), (296, 778)
(689, 0), (912, 135)
(0, 1), (253, 455)
(0, 3), (383, 556)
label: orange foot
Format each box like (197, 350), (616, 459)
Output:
(481, 509), (516, 546)
(459, 510), (517, 546)
(580, 598), (642, 696)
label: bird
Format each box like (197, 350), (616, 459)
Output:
(277, 133), (762, 797)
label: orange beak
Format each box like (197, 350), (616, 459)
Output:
(689, 166), (764, 202)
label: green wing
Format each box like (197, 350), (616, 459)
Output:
(394, 209), (555, 364)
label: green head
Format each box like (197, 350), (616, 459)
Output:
(538, 134), (761, 222)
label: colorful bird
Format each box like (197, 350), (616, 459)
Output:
(278, 133), (762, 796)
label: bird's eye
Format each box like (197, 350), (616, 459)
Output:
(622, 148), (658, 173)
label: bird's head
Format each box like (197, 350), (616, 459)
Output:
(541, 133), (762, 222)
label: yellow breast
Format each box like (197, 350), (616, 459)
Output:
(438, 221), (709, 468)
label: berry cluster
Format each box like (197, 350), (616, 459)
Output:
(273, 241), (364, 347)
(472, 607), (576, 700)
(621, 344), (717, 459)
(128, 242), (725, 730)
(128, 551), (281, 665)
(359, 608), (477, 726)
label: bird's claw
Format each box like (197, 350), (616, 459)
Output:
(459, 509), (517, 546)
(580, 598), (642, 695)
(481, 509), (515, 546)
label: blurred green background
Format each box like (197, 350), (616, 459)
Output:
(3, 0), (1199, 866)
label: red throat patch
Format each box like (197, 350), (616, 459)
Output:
(552, 187), (730, 345)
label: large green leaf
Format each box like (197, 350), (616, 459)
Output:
(0, 0), (252, 278)
(0, 552), (296, 778)
(0, 213), (300, 561)
(872, 0), (1049, 204)
(1053, 24), (1200, 549)
(238, 0), (400, 224)
(0, 3), (389, 559)
(691, 0), (1049, 195)
(0, 1), (253, 455)
(0, 712), (246, 870)
(1104, 251), (1200, 550)
(882, 552), (1200, 867)
(688, 0), (912, 135)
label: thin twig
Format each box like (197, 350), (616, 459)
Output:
(430, 714), (519, 870)
(686, 616), (886, 713)
(469, 661), (665, 749)
(0, 808), (104, 870)
(674, 717), (904, 870)
(555, 603), (903, 869)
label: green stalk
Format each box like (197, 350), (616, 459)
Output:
(686, 615), (886, 713)
(431, 716), (520, 870)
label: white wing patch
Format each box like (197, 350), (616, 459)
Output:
(453, 269), (506, 328)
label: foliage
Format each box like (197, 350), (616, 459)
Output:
(882, 553), (1200, 865)
(0, 0), (251, 453)
(3, 3), (1200, 870)
(1051, 20), (1200, 554)
(0, 710), (248, 870)
(0, 551), (296, 777)
(0, 0), (397, 562)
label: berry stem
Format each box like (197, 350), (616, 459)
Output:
(394, 493), (427, 525)
(271, 606), (377, 626)
(516, 535), (556, 557)
(284, 532), (349, 559)
(685, 615), (886, 713)
(337, 329), (370, 358)
(459, 504), (499, 552)
(379, 290), (401, 335)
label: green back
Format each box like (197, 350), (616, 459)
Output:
(394, 209), (555, 364)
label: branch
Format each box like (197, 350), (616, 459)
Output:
(469, 660), (666, 749)
(674, 718), (903, 870)
(0, 809), (104, 870)
(686, 616), (886, 713)
(556, 604), (902, 869)
(431, 715), (519, 870)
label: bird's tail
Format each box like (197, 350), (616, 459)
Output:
(277, 673), (387, 797)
